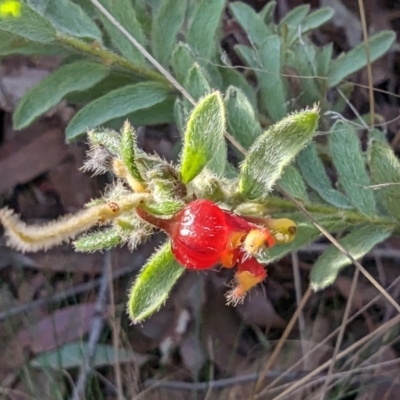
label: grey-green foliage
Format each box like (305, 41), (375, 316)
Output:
(369, 140), (400, 222)
(297, 142), (352, 209)
(152, 0), (187, 67)
(311, 225), (393, 290)
(277, 165), (309, 202)
(225, 86), (262, 151)
(329, 121), (376, 216)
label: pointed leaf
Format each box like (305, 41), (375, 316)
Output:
(0, 2), (56, 42)
(66, 82), (171, 140)
(230, 2), (272, 48)
(74, 229), (122, 252)
(301, 7), (334, 32)
(13, 61), (108, 130)
(99, 0), (146, 65)
(27, 0), (102, 41)
(311, 225), (392, 290)
(328, 31), (396, 87)
(187, 0), (225, 59)
(225, 86), (262, 151)
(329, 121), (376, 216)
(277, 165), (308, 201)
(297, 142), (352, 209)
(184, 63), (211, 103)
(219, 66), (257, 111)
(180, 92), (226, 184)
(239, 106), (319, 199)
(257, 35), (287, 121)
(207, 140), (227, 176)
(121, 122), (144, 182)
(171, 42), (195, 84)
(369, 140), (400, 221)
(259, 1), (276, 24)
(128, 242), (184, 323)
(152, 0), (186, 67)
(279, 4), (309, 28)
(315, 43), (333, 78)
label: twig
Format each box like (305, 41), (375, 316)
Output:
(261, 273), (400, 394)
(319, 267), (360, 400)
(358, 0), (375, 126)
(71, 252), (111, 400)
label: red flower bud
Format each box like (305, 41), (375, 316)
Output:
(137, 199), (276, 270)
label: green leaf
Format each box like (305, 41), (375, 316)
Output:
(66, 71), (141, 105)
(368, 128), (387, 143)
(180, 91), (226, 184)
(225, 86), (262, 152)
(74, 229), (122, 252)
(219, 66), (258, 111)
(0, 2), (56, 42)
(297, 142), (352, 209)
(259, 1), (276, 24)
(279, 4), (309, 28)
(329, 121), (376, 216)
(286, 43), (320, 105)
(99, 0), (146, 65)
(239, 106), (319, 199)
(277, 165), (309, 202)
(315, 44), (333, 78)
(187, 0), (225, 59)
(311, 225), (393, 290)
(174, 98), (188, 134)
(13, 61), (109, 130)
(27, 0), (102, 41)
(257, 35), (287, 121)
(143, 201), (183, 216)
(120, 122), (144, 182)
(0, 31), (69, 56)
(207, 140), (227, 176)
(66, 82), (171, 140)
(31, 342), (147, 369)
(230, 2), (272, 48)
(184, 63), (211, 103)
(328, 31), (396, 87)
(301, 7), (334, 32)
(152, 0), (186, 67)
(128, 242), (184, 323)
(171, 42), (195, 84)
(369, 140), (400, 221)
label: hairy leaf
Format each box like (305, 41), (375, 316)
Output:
(225, 86), (262, 151)
(88, 128), (121, 155)
(14, 61), (109, 129)
(301, 7), (334, 32)
(277, 165), (309, 201)
(329, 31), (396, 87)
(187, 0), (225, 59)
(239, 106), (319, 199)
(230, 2), (271, 48)
(27, 0), (102, 41)
(279, 4), (309, 27)
(121, 122), (144, 182)
(297, 142), (352, 209)
(171, 42), (195, 84)
(180, 92), (226, 183)
(311, 225), (393, 290)
(152, 0), (186, 67)
(369, 140), (400, 221)
(99, 0), (146, 65)
(184, 63), (211, 103)
(329, 121), (376, 216)
(128, 242), (184, 322)
(0, 2), (56, 42)
(66, 82), (171, 140)
(315, 43), (333, 79)
(74, 229), (122, 252)
(259, 1), (276, 24)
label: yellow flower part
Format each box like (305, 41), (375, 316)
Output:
(0, 0), (21, 17)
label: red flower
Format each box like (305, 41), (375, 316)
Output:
(226, 253), (267, 305)
(136, 199), (275, 270)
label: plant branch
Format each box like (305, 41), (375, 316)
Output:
(57, 35), (169, 84)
